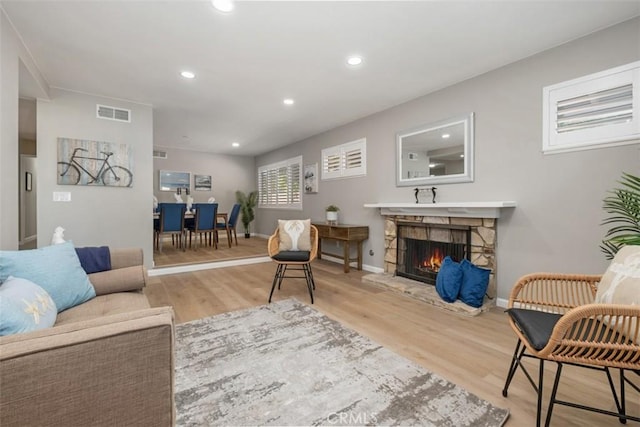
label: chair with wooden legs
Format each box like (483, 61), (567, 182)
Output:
(155, 203), (186, 252)
(267, 223), (318, 304)
(187, 203), (218, 249)
(502, 246), (640, 427)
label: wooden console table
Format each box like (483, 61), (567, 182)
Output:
(312, 223), (369, 273)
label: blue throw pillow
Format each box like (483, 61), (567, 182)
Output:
(0, 276), (57, 336)
(459, 259), (491, 308)
(435, 256), (463, 303)
(0, 242), (96, 313)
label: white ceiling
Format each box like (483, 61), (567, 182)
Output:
(3, 0), (639, 156)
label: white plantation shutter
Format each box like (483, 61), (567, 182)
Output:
(321, 138), (366, 180)
(258, 156), (302, 209)
(543, 61), (640, 154)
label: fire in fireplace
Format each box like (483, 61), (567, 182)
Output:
(396, 222), (471, 285)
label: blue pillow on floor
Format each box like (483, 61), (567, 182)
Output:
(435, 256), (463, 303)
(459, 259), (491, 308)
(0, 241), (96, 313)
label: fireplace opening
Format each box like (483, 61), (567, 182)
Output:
(395, 222), (471, 285)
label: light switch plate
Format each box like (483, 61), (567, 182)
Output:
(53, 191), (71, 202)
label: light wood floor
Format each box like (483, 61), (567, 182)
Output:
(145, 254), (639, 426)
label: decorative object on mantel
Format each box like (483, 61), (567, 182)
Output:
(414, 186), (437, 203)
(236, 190), (258, 238)
(174, 299), (509, 426)
(600, 171), (640, 259)
(325, 204), (339, 224)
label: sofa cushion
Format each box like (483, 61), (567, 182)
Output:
(278, 219), (311, 251)
(0, 276), (57, 336)
(55, 292), (150, 326)
(0, 242), (96, 313)
(459, 259), (491, 308)
(435, 257), (463, 303)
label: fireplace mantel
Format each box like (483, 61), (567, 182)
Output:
(364, 201), (516, 218)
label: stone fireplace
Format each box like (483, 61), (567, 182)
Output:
(384, 215), (497, 297)
(395, 222), (471, 285)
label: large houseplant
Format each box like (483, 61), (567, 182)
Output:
(236, 190), (258, 238)
(600, 171), (640, 259)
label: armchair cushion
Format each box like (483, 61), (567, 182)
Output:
(595, 245), (640, 305)
(273, 251), (311, 262)
(435, 256), (462, 303)
(0, 276), (57, 336)
(506, 308), (562, 351)
(278, 219), (311, 251)
(0, 242), (96, 313)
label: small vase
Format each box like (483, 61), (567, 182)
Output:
(326, 211), (338, 224)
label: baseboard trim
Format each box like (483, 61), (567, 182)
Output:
(496, 297), (508, 308)
(319, 254), (384, 274)
(149, 256), (272, 276)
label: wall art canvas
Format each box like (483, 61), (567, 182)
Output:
(194, 174), (212, 191)
(57, 137), (133, 187)
(159, 170), (191, 191)
(304, 163), (318, 194)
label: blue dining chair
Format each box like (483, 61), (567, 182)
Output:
(155, 203), (186, 252)
(217, 203), (241, 247)
(187, 203), (218, 249)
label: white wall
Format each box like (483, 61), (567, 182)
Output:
(256, 18), (640, 300)
(153, 146), (255, 213)
(36, 89), (155, 266)
(1, 10), (48, 250)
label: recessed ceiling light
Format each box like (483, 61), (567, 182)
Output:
(347, 56), (363, 66)
(232, 142), (240, 148)
(180, 71), (195, 79)
(283, 98), (295, 105)
(212, 0), (234, 13)
(441, 133), (450, 139)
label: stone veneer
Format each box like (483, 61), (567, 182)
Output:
(383, 215), (497, 298)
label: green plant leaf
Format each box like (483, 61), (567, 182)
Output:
(601, 171), (640, 259)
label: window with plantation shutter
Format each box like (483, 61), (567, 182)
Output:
(321, 138), (366, 180)
(258, 156), (302, 210)
(543, 61), (640, 154)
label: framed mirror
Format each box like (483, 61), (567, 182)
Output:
(396, 112), (474, 186)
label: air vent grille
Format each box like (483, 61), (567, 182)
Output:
(153, 149), (168, 159)
(97, 104), (131, 122)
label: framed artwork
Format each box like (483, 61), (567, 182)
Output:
(57, 137), (133, 187)
(25, 172), (32, 191)
(304, 163), (318, 194)
(159, 170), (191, 191)
(194, 174), (212, 191)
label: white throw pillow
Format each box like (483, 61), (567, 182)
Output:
(594, 245), (640, 344)
(278, 219), (311, 252)
(0, 276), (57, 336)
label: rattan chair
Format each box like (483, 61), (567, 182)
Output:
(502, 272), (640, 427)
(267, 224), (319, 304)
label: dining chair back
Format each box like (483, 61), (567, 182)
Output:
(217, 203), (241, 246)
(155, 203), (186, 252)
(188, 203), (218, 249)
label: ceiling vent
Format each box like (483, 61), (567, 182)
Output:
(153, 149), (168, 159)
(97, 104), (131, 123)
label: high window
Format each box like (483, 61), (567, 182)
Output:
(321, 138), (367, 180)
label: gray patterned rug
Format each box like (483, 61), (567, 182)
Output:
(175, 299), (509, 426)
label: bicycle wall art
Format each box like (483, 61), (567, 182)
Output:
(57, 137), (133, 187)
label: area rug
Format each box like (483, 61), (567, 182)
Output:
(175, 299), (509, 426)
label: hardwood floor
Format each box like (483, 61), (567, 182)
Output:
(145, 256), (639, 426)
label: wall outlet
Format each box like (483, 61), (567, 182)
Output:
(53, 191), (71, 202)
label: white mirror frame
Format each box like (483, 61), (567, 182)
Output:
(396, 112), (474, 187)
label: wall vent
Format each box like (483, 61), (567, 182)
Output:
(153, 149), (168, 159)
(97, 104), (131, 123)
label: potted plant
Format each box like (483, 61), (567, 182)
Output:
(326, 204), (339, 224)
(600, 171), (640, 259)
(236, 190), (258, 238)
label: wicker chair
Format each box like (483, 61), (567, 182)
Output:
(502, 272), (640, 426)
(267, 224), (319, 304)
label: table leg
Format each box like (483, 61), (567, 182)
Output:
(357, 240), (363, 271)
(343, 241), (350, 273)
(317, 238), (322, 260)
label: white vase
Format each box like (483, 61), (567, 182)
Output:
(326, 211), (338, 224)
